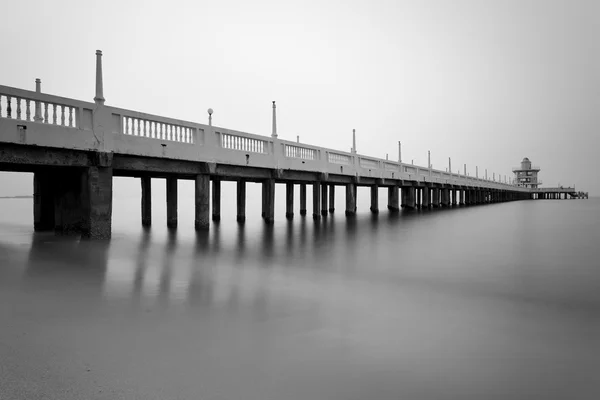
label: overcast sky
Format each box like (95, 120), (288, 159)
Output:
(1, 0), (598, 195)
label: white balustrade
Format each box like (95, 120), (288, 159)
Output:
(384, 162), (400, 171)
(285, 144), (316, 160)
(359, 158), (379, 169)
(121, 115), (194, 144)
(328, 152), (351, 165)
(221, 132), (266, 153)
(0, 94), (78, 127)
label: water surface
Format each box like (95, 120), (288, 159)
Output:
(1, 182), (599, 399)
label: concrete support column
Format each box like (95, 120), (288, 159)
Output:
(195, 174), (210, 229)
(401, 186), (416, 209)
(286, 183), (294, 220)
(33, 171), (55, 231)
(321, 183), (328, 216)
(81, 166), (113, 239)
(53, 169), (83, 235)
(329, 184), (335, 213)
(441, 188), (450, 207)
(370, 185), (379, 213)
(300, 183), (307, 216)
(422, 186), (431, 208)
(387, 186), (399, 212)
(416, 188), (422, 209)
(236, 179), (246, 223)
(212, 179), (221, 222)
(166, 176), (178, 228)
(431, 188), (440, 208)
(141, 176), (151, 227)
(345, 183), (356, 216)
(453, 190), (458, 206)
(262, 179), (275, 224)
(313, 182), (321, 220)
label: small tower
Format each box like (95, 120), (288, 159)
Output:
(513, 157), (541, 188)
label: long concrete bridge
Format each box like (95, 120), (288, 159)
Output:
(0, 51), (579, 239)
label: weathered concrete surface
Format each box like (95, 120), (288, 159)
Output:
(431, 188), (440, 208)
(141, 176), (151, 226)
(195, 174), (210, 229)
(53, 168), (85, 235)
(321, 183), (328, 216)
(345, 183), (356, 216)
(33, 171), (55, 231)
(237, 180), (246, 223)
(387, 186), (399, 212)
(263, 179), (275, 224)
(212, 179), (221, 222)
(81, 166), (113, 239)
(312, 182), (321, 220)
(422, 186), (430, 208)
(286, 183), (294, 220)
(166, 177), (177, 228)
(299, 184), (307, 216)
(329, 184), (335, 213)
(401, 186), (416, 209)
(370, 185), (379, 214)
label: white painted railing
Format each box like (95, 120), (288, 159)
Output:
(359, 157), (380, 169)
(0, 89), (80, 128)
(221, 132), (266, 153)
(285, 144), (316, 160)
(121, 116), (194, 143)
(328, 152), (352, 165)
(0, 82), (530, 192)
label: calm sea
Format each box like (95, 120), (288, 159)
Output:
(1, 179), (599, 400)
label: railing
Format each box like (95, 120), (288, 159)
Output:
(0, 83), (531, 192)
(359, 157), (380, 169)
(285, 144), (317, 160)
(384, 162), (400, 171)
(121, 115), (194, 143)
(0, 92), (78, 128)
(221, 132), (266, 153)
(513, 166), (540, 171)
(328, 152), (352, 165)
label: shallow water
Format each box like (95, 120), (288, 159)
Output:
(1, 181), (599, 399)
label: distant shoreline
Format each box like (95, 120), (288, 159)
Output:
(0, 195), (33, 199)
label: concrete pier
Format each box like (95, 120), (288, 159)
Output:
(236, 179), (246, 223)
(431, 188), (440, 208)
(141, 176), (151, 227)
(401, 186), (416, 209)
(166, 177), (178, 229)
(263, 179), (275, 224)
(33, 171), (55, 232)
(441, 188), (450, 207)
(329, 184), (335, 213)
(321, 183), (328, 216)
(286, 183), (294, 220)
(195, 174), (210, 229)
(370, 184), (379, 213)
(212, 179), (221, 222)
(416, 188), (422, 209)
(300, 184), (307, 216)
(422, 186), (431, 208)
(387, 186), (399, 211)
(345, 183), (356, 216)
(313, 182), (321, 220)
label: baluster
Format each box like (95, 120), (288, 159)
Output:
(45, 103), (49, 123)
(149, 121), (153, 138)
(6, 96), (12, 118)
(52, 104), (57, 124)
(136, 119), (141, 136)
(16, 97), (22, 119)
(69, 107), (73, 127)
(60, 105), (65, 125)
(143, 120), (147, 137)
(124, 116), (128, 134)
(175, 126), (179, 141)
(25, 99), (31, 120)
(0, 96), (2, 118)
